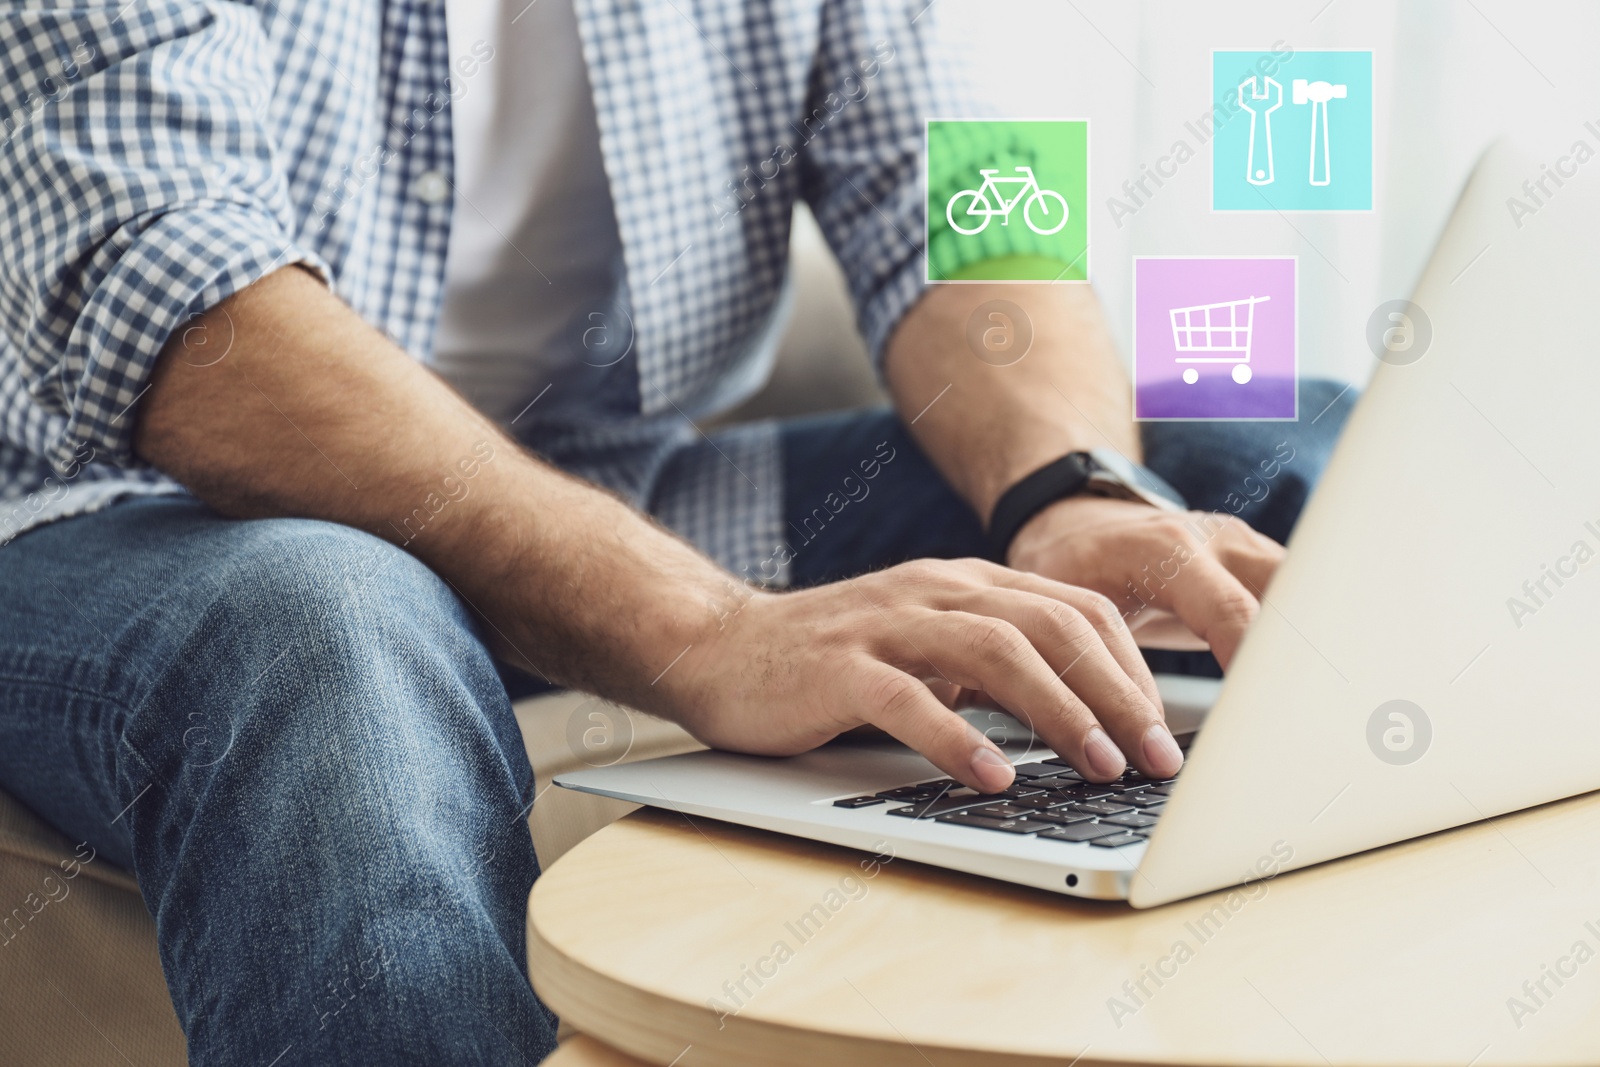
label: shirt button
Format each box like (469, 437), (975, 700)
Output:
(412, 169), (450, 204)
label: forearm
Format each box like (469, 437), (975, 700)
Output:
(133, 268), (1184, 788)
(135, 267), (729, 712)
(883, 273), (1139, 524)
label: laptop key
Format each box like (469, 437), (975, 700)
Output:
(970, 803), (1036, 820)
(1030, 780), (1111, 797)
(875, 781), (959, 801)
(1089, 832), (1144, 848)
(1023, 808), (1097, 826)
(834, 796), (887, 809)
(994, 784), (1045, 799)
(875, 786), (936, 801)
(1036, 822), (1121, 842)
(1071, 800), (1134, 816)
(1012, 763), (1066, 778)
(886, 793), (985, 819)
(1122, 793), (1167, 809)
(1103, 812), (1159, 829)
(1145, 782), (1175, 796)
(1010, 794), (1072, 811)
(936, 813), (1053, 834)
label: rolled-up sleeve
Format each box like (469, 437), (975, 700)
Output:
(797, 0), (1012, 371)
(0, 3), (327, 475)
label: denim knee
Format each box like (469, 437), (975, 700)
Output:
(125, 520), (512, 759)
(117, 517), (534, 891)
(109, 518), (551, 1062)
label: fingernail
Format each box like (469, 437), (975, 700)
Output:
(969, 745), (1015, 792)
(1142, 724), (1185, 778)
(1083, 728), (1126, 779)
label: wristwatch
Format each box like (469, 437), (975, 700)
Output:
(987, 448), (1185, 562)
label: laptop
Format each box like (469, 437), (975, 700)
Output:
(557, 139), (1600, 907)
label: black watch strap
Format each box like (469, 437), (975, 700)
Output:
(987, 452), (1094, 561)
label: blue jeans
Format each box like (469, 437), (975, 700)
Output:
(0, 509), (559, 1064)
(0, 380), (1351, 1064)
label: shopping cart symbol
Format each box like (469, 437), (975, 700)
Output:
(1169, 295), (1270, 384)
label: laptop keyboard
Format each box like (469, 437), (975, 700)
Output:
(830, 733), (1192, 850)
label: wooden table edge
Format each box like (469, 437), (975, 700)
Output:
(526, 798), (1600, 1067)
(528, 899), (1150, 1067)
(526, 810), (1263, 1067)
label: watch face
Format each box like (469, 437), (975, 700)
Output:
(1088, 448), (1186, 510)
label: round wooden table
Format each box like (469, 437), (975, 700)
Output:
(528, 795), (1600, 1066)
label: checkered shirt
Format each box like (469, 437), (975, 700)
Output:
(0, 0), (982, 579)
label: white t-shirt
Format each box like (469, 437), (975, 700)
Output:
(434, 0), (623, 424)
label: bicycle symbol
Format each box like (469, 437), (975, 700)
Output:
(945, 166), (1069, 237)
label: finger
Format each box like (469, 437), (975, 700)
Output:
(854, 664), (1015, 793)
(941, 587), (1181, 779)
(1156, 556), (1262, 670)
(1125, 609), (1209, 650)
(1207, 518), (1284, 597)
(970, 563), (1164, 715)
(921, 676), (965, 709)
(923, 678), (996, 713)
(900, 609), (1130, 782)
(938, 560), (1181, 777)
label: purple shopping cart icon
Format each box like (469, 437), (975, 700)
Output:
(1135, 257), (1297, 420)
(1171, 295), (1270, 385)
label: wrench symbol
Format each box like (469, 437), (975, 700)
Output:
(1238, 76), (1283, 186)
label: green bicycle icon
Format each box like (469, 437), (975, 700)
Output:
(945, 166), (1070, 237)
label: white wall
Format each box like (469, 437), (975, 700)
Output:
(943, 0), (1600, 383)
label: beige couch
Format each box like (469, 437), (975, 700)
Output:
(0, 207), (882, 1065)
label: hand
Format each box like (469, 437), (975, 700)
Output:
(1006, 496), (1284, 668)
(670, 558), (1186, 792)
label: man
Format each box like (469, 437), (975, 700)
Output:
(0, 0), (1347, 1063)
